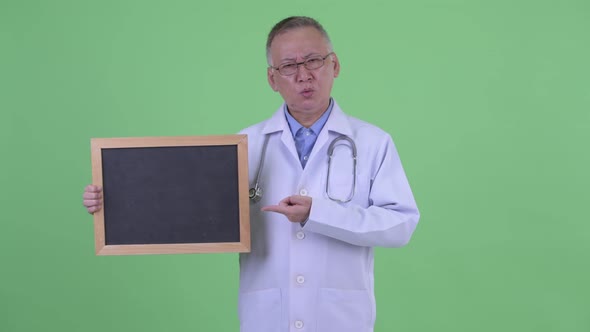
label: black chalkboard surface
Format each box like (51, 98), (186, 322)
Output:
(90, 135), (250, 255)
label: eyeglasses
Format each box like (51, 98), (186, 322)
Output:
(270, 52), (334, 76)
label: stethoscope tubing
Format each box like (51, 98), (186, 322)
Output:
(249, 134), (357, 203)
(326, 136), (357, 203)
(249, 134), (270, 203)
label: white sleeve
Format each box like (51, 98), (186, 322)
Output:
(303, 136), (420, 248)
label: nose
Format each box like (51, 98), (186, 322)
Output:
(296, 64), (313, 82)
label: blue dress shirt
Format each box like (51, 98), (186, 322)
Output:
(284, 98), (334, 169)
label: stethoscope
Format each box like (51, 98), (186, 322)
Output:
(248, 135), (269, 203)
(249, 134), (357, 203)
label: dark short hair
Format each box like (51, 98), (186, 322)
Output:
(266, 16), (333, 64)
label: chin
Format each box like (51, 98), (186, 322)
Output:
(296, 103), (320, 113)
(286, 96), (326, 113)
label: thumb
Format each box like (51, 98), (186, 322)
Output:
(288, 195), (311, 205)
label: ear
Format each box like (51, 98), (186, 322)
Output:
(331, 53), (341, 78)
(267, 67), (279, 91)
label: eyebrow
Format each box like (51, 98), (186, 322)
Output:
(279, 52), (323, 63)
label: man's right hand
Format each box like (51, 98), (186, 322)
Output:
(83, 184), (102, 214)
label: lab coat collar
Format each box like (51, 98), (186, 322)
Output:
(323, 100), (353, 137)
(261, 99), (353, 137)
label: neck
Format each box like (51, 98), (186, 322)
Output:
(288, 99), (330, 128)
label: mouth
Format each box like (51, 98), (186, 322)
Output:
(300, 88), (314, 98)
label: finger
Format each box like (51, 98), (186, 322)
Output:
(85, 185), (102, 193)
(278, 195), (306, 206)
(278, 196), (292, 206)
(87, 206), (101, 214)
(287, 195), (311, 206)
(261, 205), (288, 214)
(83, 199), (102, 208)
(83, 192), (102, 200)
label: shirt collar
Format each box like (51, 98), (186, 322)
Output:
(284, 98), (334, 137)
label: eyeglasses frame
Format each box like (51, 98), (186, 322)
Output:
(269, 52), (335, 76)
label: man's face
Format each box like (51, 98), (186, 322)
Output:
(267, 27), (340, 119)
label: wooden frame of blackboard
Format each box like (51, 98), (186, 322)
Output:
(90, 135), (250, 255)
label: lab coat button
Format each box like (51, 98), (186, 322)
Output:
(299, 189), (308, 196)
(295, 320), (304, 329)
(296, 275), (305, 284)
(296, 231), (305, 240)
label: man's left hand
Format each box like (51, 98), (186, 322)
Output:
(261, 195), (312, 223)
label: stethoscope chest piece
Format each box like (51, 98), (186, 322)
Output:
(249, 186), (263, 203)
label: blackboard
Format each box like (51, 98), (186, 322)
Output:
(90, 135), (250, 255)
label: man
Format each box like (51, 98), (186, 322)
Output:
(83, 16), (419, 332)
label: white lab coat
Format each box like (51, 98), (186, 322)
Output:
(238, 100), (419, 332)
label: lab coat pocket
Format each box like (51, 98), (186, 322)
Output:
(239, 288), (282, 332)
(316, 288), (373, 332)
(325, 182), (356, 204)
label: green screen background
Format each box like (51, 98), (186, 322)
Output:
(1, 0), (589, 331)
